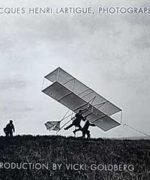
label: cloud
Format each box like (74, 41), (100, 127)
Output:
(0, 78), (29, 90)
(132, 33), (150, 49)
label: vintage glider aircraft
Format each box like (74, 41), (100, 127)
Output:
(42, 67), (122, 133)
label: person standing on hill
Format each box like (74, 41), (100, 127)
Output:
(4, 120), (15, 137)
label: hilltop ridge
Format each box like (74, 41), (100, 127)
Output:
(0, 135), (150, 180)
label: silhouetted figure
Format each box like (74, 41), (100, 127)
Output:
(82, 120), (95, 138)
(64, 110), (86, 132)
(4, 120), (15, 137)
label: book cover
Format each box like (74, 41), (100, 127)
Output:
(0, 0), (150, 179)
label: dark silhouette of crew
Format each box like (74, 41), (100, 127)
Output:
(64, 110), (86, 132)
(4, 120), (15, 137)
(81, 120), (95, 138)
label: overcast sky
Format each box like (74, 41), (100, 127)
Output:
(0, 0), (150, 138)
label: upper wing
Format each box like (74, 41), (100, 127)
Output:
(44, 67), (121, 116)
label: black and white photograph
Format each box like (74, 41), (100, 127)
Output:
(0, 0), (150, 179)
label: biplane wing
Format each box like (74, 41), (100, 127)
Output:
(42, 67), (121, 131)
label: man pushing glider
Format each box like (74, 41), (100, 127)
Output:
(81, 120), (95, 138)
(64, 110), (86, 132)
(71, 118), (96, 138)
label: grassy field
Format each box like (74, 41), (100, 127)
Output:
(0, 135), (150, 180)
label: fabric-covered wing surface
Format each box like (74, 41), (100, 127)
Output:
(42, 82), (120, 131)
(45, 121), (60, 131)
(44, 67), (121, 116)
(92, 116), (120, 131)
